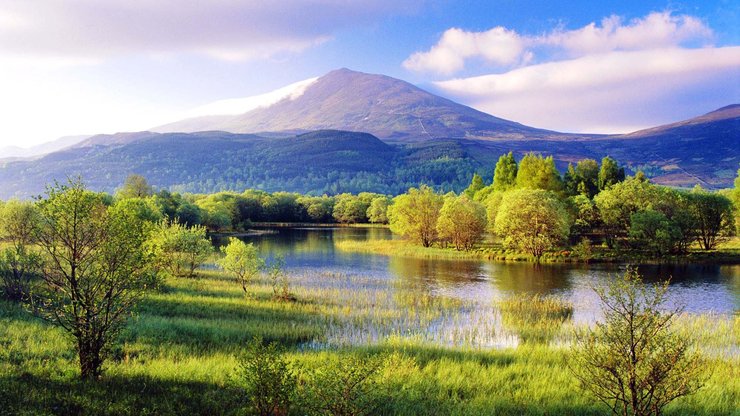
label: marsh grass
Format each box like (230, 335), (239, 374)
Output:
(498, 294), (574, 344)
(0, 265), (737, 415)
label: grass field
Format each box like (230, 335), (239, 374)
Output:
(0, 268), (737, 415)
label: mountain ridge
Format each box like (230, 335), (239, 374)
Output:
(155, 68), (579, 141)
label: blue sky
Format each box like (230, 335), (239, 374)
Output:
(0, 0), (737, 147)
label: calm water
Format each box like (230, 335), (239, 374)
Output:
(217, 227), (739, 324)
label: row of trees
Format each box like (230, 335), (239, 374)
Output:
(388, 153), (738, 259)
(118, 174), (392, 231)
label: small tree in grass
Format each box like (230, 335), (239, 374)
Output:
(147, 220), (212, 278)
(238, 336), (297, 416)
(0, 200), (42, 301)
(32, 179), (151, 379)
(218, 238), (264, 297)
(303, 353), (386, 416)
(570, 267), (706, 416)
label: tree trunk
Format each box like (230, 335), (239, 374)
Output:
(78, 338), (104, 379)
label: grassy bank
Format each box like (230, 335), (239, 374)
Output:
(1, 267), (737, 415)
(336, 238), (740, 264)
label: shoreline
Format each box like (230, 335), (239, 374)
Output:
(335, 239), (740, 265)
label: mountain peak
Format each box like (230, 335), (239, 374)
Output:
(155, 68), (555, 140)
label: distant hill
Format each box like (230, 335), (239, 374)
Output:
(156, 68), (573, 141)
(0, 103), (736, 198)
(0, 135), (90, 160)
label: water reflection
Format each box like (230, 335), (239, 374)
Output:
(226, 227), (738, 317)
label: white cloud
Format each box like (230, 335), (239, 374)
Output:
(542, 12), (713, 56)
(403, 27), (528, 74)
(0, 0), (421, 61)
(404, 11), (714, 75)
(406, 11), (736, 133)
(183, 77), (319, 118)
(434, 47), (740, 133)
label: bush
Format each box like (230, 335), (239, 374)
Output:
(570, 267), (706, 415)
(238, 336), (297, 416)
(302, 353), (386, 416)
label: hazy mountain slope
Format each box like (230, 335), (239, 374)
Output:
(156, 68), (564, 141)
(0, 102), (736, 199)
(0, 135), (90, 160)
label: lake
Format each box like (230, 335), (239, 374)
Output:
(214, 227), (738, 348)
(220, 227), (738, 316)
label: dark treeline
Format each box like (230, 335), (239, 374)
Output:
(112, 175), (393, 231)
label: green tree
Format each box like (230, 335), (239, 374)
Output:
(366, 196), (391, 224)
(570, 268), (705, 416)
(494, 189), (570, 261)
(436, 194), (487, 250)
(333, 194), (371, 224)
(464, 173), (486, 198)
(594, 176), (661, 247)
(303, 354), (386, 416)
(117, 174), (153, 199)
(238, 336), (297, 416)
(33, 179), (151, 379)
(598, 156), (625, 191)
(565, 159), (600, 197)
(628, 210), (682, 255)
(0, 200), (42, 301)
(147, 220), (212, 278)
(387, 185), (444, 247)
(484, 191), (504, 234)
(733, 168), (740, 234)
(493, 152), (518, 192)
(688, 187), (734, 250)
(218, 238), (264, 297)
(515, 153), (563, 192)
(297, 195), (335, 223)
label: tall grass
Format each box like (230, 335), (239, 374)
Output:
(0, 265), (737, 415)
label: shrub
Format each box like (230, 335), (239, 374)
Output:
(238, 336), (297, 416)
(570, 267), (706, 415)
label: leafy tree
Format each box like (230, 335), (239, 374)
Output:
(492, 151), (517, 192)
(565, 159), (599, 197)
(594, 176), (661, 247)
(436, 194), (487, 250)
(147, 220), (212, 278)
(0, 200), (42, 301)
(366, 196), (391, 224)
(570, 267), (705, 416)
(494, 189), (570, 261)
(484, 191), (504, 233)
(117, 174), (153, 199)
(569, 194), (601, 237)
(733, 168), (740, 234)
(298, 195), (335, 223)
(387, 185), (444, 247)
(303, 354), (386, 416)
(598, 156), (625, 191)
(463, 173), (486, 198)
(112, 197), (163, 224)
(689, 187), (734, 250)
(32, 179), (151, 379)
(333, 194), (370, 224)
(238, 336), (297, 416)
(472, 184), (496, 202)
(218, 238), (264, 297)
(628, 210), (682, 255)
(515, 153), (563, 192)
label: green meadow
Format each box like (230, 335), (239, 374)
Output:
(1, 267), (737, 415)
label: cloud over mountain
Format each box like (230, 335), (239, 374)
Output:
(406, 11), (739, 133)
